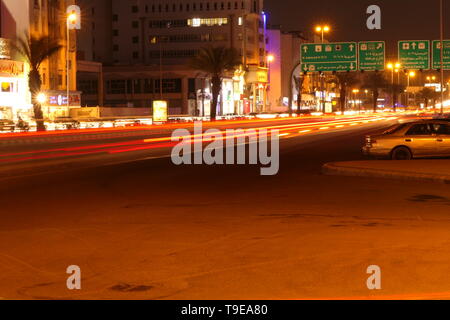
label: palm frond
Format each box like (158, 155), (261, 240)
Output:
(189, 46), (241, 78)
(10, 33), (62, 70)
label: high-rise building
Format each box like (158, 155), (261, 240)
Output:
(77, 0), (269, 116)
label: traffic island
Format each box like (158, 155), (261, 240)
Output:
(322, 160), (450, 184)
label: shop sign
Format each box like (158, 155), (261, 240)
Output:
(0, 60), (24, 76)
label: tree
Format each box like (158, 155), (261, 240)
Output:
(328, 72), (360, 114)
(293, 75), (305, 115)
(385, 83), (406, 112)
(361, 72), (389, 113)
(11, 34), (62, 131)
(189, 46), (241, 121)
(417, 87), (439, 111)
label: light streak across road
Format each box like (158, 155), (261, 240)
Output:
(0, 115), (398, 165)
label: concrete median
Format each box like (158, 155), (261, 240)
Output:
(323, 160), (450, 184)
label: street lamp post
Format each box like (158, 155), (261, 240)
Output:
(314, 25), (330, 113)
(439, 0), (445, 114)
(266, 54), (274, 113)
(352, 89), (360, 113)
(315, 26), (330, 43)
(67, 15), (75, 109)
(66, 6), (80, 110)
(387, 62), (401, 112)
(406, 71), (415, 108)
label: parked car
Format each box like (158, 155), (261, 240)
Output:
(0, 119), (15, 132)
(363, 120), (450, 160)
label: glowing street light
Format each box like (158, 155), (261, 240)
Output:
(315, 25), (330, 43)
(36, 93), (47, 104)
(68, 13), (77, 24)
(387, 62), (401, 77)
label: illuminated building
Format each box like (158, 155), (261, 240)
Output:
(0, 0), (80, 122)
(77, 0), (268, 116)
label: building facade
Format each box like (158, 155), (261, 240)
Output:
(77, 0), (269, 116)
(30, 0), (80, 120)
(0, 0), (31, 121)
(0, 0), (79, 122)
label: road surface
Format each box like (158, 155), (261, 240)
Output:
(1, 115), (450, 300)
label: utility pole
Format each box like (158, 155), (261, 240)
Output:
(439, 0), (445, 114)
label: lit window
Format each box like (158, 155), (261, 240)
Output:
(1, 82), (12, 92)
(188, 17), (229, 27)
(191, 18), (201, 27)
(238, 17), (243, 26)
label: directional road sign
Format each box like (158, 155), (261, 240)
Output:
(358, 41), (385, 71)
(432, 40), (450, 70)
(398, 40), (430, 70)
(300, 42), (358, 72)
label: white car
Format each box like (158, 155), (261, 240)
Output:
(363, 120), (450, 160)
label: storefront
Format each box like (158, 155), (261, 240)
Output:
(221, 78), (235, 115)
(245, 65), (269, 114)
(0, 59), (32, 121)
(233, 69), (246, 115)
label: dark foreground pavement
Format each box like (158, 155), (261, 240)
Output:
(1, 119), (450, 300)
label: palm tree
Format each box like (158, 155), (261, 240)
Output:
(293, 75), (305, 115)
(418, 87), (439, 111)
(361, 72), (389, 113)
(189, 46), (241, 120)
(385, 83), (406, 112)
(328, 72), (360, 114)
(11, 34), (62, 131)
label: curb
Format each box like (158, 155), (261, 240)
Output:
(322, 162), (450, 184)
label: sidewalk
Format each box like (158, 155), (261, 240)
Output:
(323, 160), (450, 184)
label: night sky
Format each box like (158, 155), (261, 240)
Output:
(264, 0), (450, 56)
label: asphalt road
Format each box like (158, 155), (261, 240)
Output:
(1, 116), (450, 300)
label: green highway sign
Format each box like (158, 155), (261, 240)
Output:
(358, 41), (385, 71)
(398, 40), (430, 70)
(300, 42), (357, 72)
(432, 40), (450, 70)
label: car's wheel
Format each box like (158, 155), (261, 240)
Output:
(391, 146), (412, 160)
